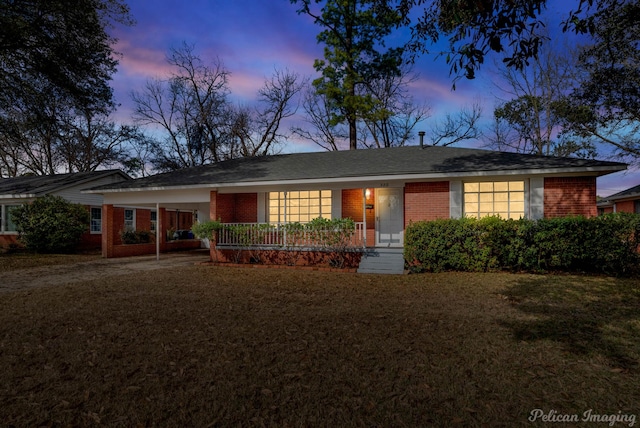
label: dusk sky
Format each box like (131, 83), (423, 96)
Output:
(109, 1), (637, 196)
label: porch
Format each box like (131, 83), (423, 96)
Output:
(214, 221), (366, 249)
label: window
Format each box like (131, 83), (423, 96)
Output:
(634, 200), (640, 214)
(464, 181), (525, 220)
(150, 210), (157, 232)
(2, 205), (19, 232)
(268, 190), (332, 223)
(90, 207), (102, 233)
(124, 208), (135, 231)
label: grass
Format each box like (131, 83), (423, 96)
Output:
(0, 251), (101, 273)
(0, 261), (638, 426)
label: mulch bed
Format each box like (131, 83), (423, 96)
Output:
(0, 265), (638, 426)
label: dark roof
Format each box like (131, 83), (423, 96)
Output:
(93, 146), (627, 191)
(600, 183), (640, 202)
(0, 170), (130, 196)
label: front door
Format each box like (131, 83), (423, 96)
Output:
(376, 187), (404, 247)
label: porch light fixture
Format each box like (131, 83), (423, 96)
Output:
(365, 188), (374, 210)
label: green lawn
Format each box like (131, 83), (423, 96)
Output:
(0, 263), (638, 426)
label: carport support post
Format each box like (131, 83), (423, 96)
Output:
(156, 202), (160, 261)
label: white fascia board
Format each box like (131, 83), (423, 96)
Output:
(0, 194), (35, 200)
(89, 165), (626, 194)
(102, 188), (211, 205)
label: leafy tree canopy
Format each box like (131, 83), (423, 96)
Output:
(396, 0), (622, 82)
(0, 0), (134, 112)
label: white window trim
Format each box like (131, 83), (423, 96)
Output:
(0, 204), (20, 235)
(150, 210), (157, 233)
(462, 180), (526, 220)
(90, 206), (102, 234)
(267, 190), (333, 224)
(124, 208), (136, 232)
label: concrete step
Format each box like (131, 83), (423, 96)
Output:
(357, 248), (405, 274)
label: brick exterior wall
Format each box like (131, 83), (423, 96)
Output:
(342, 189), (376, 246)
(235, 194), (258, 223)
(544, 177), (597, 218)
(210, 192), (258, 223)
(615, 200), (636, 213)
(103, 205), (197, 258)
(102, 204), (114, 257)
(404, 181), (450, 225)
(0, 234), (19, 248)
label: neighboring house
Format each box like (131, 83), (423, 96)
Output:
(0, 170), (130, 250)
(88, 145), (627, 263)
(597, 183), (640, 215)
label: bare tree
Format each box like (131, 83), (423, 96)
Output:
(228, 69), (304, 157)
(291, 85), (349, 151)
(360, 64), (432, 148)
(58, 109), (137, 172)
(131, 43), (233, 171)
(485, 37), (592, 157)
(429, 102), (483, 146)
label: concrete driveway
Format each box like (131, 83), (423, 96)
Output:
(0, 250), (211, 293)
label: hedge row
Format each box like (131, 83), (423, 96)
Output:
(404, 213), (640, 276)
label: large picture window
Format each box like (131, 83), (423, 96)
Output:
(464, 181), (525, 220)
(268, 190), (332, 223)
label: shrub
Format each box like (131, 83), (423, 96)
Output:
(191, 220), (223, 240)
(11, 195), (90, 253)
(405, 214), (640, 276)
(119, 230), (153, 245)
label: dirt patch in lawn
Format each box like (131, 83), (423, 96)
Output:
(0, 250), (210, 293)
(0, 266), (638, 427)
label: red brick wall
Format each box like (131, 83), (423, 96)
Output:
(137, 209), (151, 232)
(102, 204), (114, 257)
(342, 189), (375, 229)
(235, 194), (258, 223)
(404, 181), (450, 225)
(216, 194), (235, 223)
(0, 234), (19, 248)
(544, 177), (597, 218)
(615, 200), (636, 213)
(211, 193), (258, 223)
(112, 207), (125, 245)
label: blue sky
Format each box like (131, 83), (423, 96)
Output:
(109, 1), (637, 197)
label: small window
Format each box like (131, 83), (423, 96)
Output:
(4, 205), (19, 232)
(150, 210), (157, 232)
(124, 209), (135, 232)
(90, 207), (102, 233)
(634, 200), (640, 214)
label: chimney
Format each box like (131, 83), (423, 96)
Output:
(418, 131), (425, 148)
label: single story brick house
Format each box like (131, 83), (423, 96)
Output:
(597, 183), (640, 214)
(89, 145), (626, 267)
(0, 170), (130, 250)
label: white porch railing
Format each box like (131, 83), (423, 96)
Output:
(216, 222), (365, 248)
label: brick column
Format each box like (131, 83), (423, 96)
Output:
(209, 191), (218, 261)
(209, 190), (218, 221)
(102, 204), (114, 258)
(159, 207), (167, 252)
